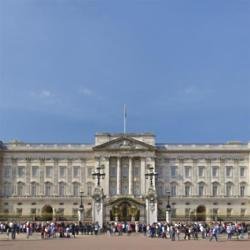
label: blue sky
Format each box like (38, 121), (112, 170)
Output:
(0, 0), (250, 143)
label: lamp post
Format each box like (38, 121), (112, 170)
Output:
(166, 191), (171, 224)
(92, 165), (105, 186)
(78, 191), (84, 223)
(145, 165), (158, 187)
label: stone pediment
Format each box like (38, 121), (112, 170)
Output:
(93, 136), (155, 151)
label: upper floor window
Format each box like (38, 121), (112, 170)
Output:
(226, 166), (233, 177)
(59, 182), (66, 196)
(59, 166), (66, 178)
(170, 166), (177, 178)
(3, 183), (12, 196)
(212, 182), (219, 196)
(225, 182), (233, 196)
(4, 167), (11, 178)
(17, 166), (25, 178)
(240, 184), (246, 197)
(73, 166), (80, 178)
(212, 166), (219, 177)
(87, 167), (93, 178)
(73, 182), (80, 196)
(240, 167), (245, 177)
(87, 183), (93, 196)
(32, 166), (39, 177)
(198, 166), (205, 177)
(184, 183), (191, 196)
(170, 183), (177, 197)
(17, 182), (25, 196)
(31, 182), (37, 196)
(110, 166), (117, 177)
(157, 183), (164, 196)
(184, 166), (191, 178)
(198, 182), (205, 196)
(46, 166), (53, 178)
(45, 182), (52, 196)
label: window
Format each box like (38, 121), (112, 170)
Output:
(59, 182), (66, 196)
(73, 166), (80, 178)
(226, 182), (233, 196)
(184, 184), (191, 197)
(170, 183), (177, 197)
(198, 183), (205, 196)
(46, 166), (53, 178)
(227, 208), (232, 217)
(45, 183), (52, 196)
(32, 166), (39, 177)
(87, 167), (93, 178)
(133, 167), (140, 177)
(157, 183), (164, 196)
(198, 166), (205, 177)
(3, 183), (12, 196)
(170, 166), (177, 178)
(17, 166), (25, 177)
(109, 181), (117, 196)
(212, 183), (219, 196)
(59, 167), (66, 178)
(226, 166), (233, 177)
(17, 182), (25, 196)
(212, 166), (219, 177)
(73, 183), (80, 196)
(240, 167), (245, 177)
(240, 184), (245, 197)
(87, 183), (93, 196)
(31, 183), (37, 196)
(110, 166), (116, 177)
(4, 167), (11, 178)
(184, 166), (191, 178)
(212, 208), (218, 218)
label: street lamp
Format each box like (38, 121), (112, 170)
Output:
(166, 191), (171, 224)
(92, 165), (105, 187)
(145, 165), (158, 187)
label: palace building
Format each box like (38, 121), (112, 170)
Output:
(0, 132), (250, 223)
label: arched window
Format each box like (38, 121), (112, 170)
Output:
(184, 182), (192, 196)
(170, 182), (177, 197)
(212, 182), (220, 196)
(239, 182), (247, 197)
(225, 182), (234, 196)
(87, 182), (93, 196)
(31, 182), (38, 196)
(17, 182), (25, 196)
(59, 182), (66, 196)
(45, 182), (52, 196)
(156, 182), (164, 196)
(3, 182), (12, 196)
(198, 182), (206, 196)
(72, 182), (80, 196)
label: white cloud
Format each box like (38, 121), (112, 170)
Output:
(30, 89), (54, 98)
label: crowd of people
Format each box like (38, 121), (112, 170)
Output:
(0, 220), (249, 241)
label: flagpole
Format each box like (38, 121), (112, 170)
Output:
(123, 104), (127, 134)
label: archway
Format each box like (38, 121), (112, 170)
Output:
(41, 205), (53, 221)
(196, 205), (206, 221)
(110, 201), (140, 222)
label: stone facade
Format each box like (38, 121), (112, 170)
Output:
(0, 133), (250, 222)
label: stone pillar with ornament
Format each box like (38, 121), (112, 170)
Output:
(92, 163), (105, 229)
(145, 165), (158, 225)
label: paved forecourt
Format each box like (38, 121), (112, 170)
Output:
(0, 234), (250, 250)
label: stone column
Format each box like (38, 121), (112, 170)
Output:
(141, 158), (146, 194)
(117, 157), (121, 195)
(128, 157), (133, 195)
